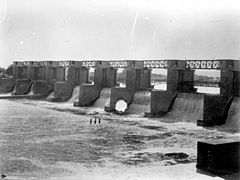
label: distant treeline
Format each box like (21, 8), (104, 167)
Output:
(0, 64), (13, 78)
(194, 75), (220, 82)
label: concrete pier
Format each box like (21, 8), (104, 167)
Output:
(146, 60), (195, 117)
(107, 61), (151, 112)
(76, 61), (117, 106)
(197, 60), (240, 126)
(52, 61), (88, 102)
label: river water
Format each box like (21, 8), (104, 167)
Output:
(0, 99), (239, 180)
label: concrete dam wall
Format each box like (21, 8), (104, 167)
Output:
(0, 59), (239, 128)
(225, 97), (240, 132)
(166, 93), (204, 122)
(93, 88), (111, 108)
(127, 91), (151, 114)
(67, 86), (80, 103)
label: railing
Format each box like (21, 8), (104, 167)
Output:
(186, 60), (221, 69)
(81, 61), (96, 68)
(144, 60), (168, 68)
(13, 59), (234, 70)
(193, 81), (220, 87)
(109, 61), (128, 68)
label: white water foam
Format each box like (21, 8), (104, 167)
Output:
(93, 88), (111, 108)
(67, 86), (80, 103)
(165, 93), (204, 122)
(128, 91), (151, 114)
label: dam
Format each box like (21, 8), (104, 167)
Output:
(0, 59), (239, 127)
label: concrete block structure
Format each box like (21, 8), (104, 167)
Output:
(107, 61), (152, 112)
(146, 60), (195, 117)
(12, 61), (35, 95)
(197, 60), (240, 126)
(197, 139), (240, 174)
(13, 61), (28, 79)
(76, 61), (118, 106)
(13, 79), (32, 95)
(52, 61), (89, 101)
(0, 78), (15, 93)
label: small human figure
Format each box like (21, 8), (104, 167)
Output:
(94, 117), (97, 124)
(1, 174), (7, 178)
(98, 118), (101, 124)
(90, 118), (92, 124)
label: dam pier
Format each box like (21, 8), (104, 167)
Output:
(0, 59), (239, 127)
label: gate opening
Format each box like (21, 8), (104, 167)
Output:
(116, 68), (126, 87)
(88, 68), (95, 85)
(194, 70), (220, 94)
(151, 69), (167, 90)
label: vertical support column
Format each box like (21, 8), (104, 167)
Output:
(13, 61), (18, 79)
(94, 67), (104, 88)
(93, 63), (117, 88)
(139, 68), (151, 90)
(13, 61), (25, 79)
(44, 61), (58, 83)
(167, 69), (179, 91)
(106, 68), (117, 87)
(178, 69), (195, 92)
(56, 67), (65, 81)
(79, 67), (89, 84)
(126, 68), (137, 91)
(220, 60), (240, 96)
(198, 60), (239, 127)
(125, 61), (151, 91)
(220, 70), (234, 96)
(25, 61), (40, 80)
(233, 71), (240, 97)
(167, 60), (195, 92)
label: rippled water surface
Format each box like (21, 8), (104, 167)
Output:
(0, 99), (239, 180)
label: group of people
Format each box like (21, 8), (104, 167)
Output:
(90, 117), (101, 125)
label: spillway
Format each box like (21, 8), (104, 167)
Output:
(0, 93), (11, 97)
(165, 93), (204, 122)
(93, 88), (111, 108)
(27, 84), (34, 95)
(11, 84), (16, 94)
(127, 91), (151, 114)
(224, 97), (240, 132)
(67, 86), (80, 103)
(46, 91), (54, 100)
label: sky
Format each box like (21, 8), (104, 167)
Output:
(0, 0), (240, 68)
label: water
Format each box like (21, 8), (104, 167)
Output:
(128, 91), (151, 114)
(195, 86), (220, 94)
(0, 99), (238, 179)
(166, 93), (204, 122)
(27, 84), (34, 95)
(46, 91), (54, 100)
(0, 93), (11, 97)
(93, 88), (111, 108)
(224, 97), (240, 132)
(12, 84), (16, 94)
(67, 86), (80, 103)
(152, 82), (167, 91)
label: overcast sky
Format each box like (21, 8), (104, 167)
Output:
(0, 0), (240, 68)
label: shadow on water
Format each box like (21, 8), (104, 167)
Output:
(122, 152), (195, 166)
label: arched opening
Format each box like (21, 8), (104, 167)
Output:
(116, 68), (126, 87)
(151, 69), (167, 90)
(194, 70), (220, 94)
(88, 68), (95, 85)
